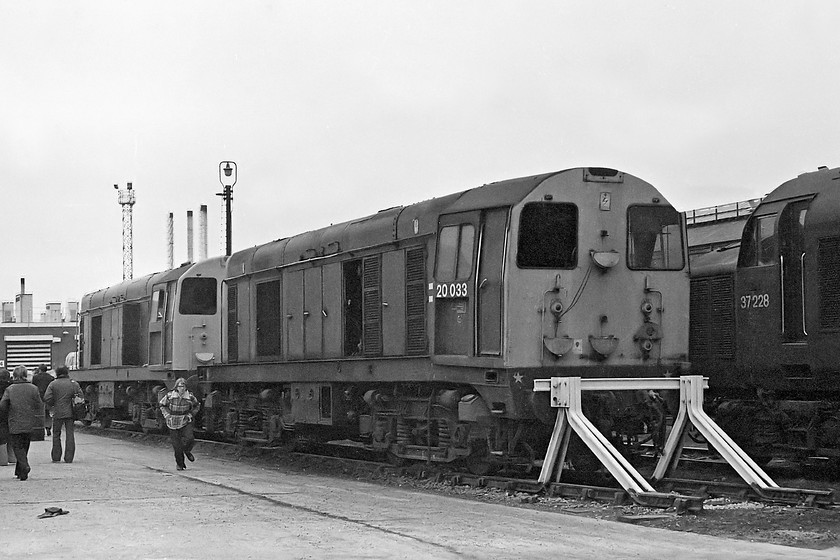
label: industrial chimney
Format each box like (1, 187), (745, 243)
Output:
(199, 205), (208, 260)
(186, 210), (194, 263)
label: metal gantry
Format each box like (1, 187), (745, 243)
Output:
(115, 183), (136, 280)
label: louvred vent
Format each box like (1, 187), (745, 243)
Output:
(690, 274), (735, 361)
(819, 237), (840, 332)
(362, 255), (382, 356)
(405, 247), (427, 354)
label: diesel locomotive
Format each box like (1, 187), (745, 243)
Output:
(690, 165), (840, 466)
(76, 167), (690, 471)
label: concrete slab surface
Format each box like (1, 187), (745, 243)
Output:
(0, 432), (837, 559)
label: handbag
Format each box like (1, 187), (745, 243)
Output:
(72, 394), (87, 422)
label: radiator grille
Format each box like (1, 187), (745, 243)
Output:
(690, 274), (735, 361)
(405, 247), (427, 354)
(819, 237), (840, 332)
(362, 255), (382, 356)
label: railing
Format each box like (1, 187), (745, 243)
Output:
(684, 198), (762, 226)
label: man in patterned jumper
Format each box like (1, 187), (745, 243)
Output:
(158, 378), (199, 471)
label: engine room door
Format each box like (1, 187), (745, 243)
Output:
(477, 208), (507, 356)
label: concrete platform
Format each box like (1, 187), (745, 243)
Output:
(0, 432), (835, 559)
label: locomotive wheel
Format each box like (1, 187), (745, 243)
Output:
(465, 453), (492, 476)
(386, 450), (407, 467)
(509, 442), (535, 475)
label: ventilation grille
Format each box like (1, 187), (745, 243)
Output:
(227, 285), (238, 362)
(362, 255), (382, 356)
(711, 276), (735, 359)
(405, 247), (427, 354)
(819, 237), (840, 332)
(689, 278), (710, 360)
(690, 274), (735, 361)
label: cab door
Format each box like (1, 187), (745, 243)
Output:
(434, 213), (477, 356)
(779, 200), (810, 343)
(477, 208), (507, 356)
(434, 209), (507, 357)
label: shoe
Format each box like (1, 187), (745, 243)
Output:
(185, 452), (194, 462)
(18, 475), (27, 481)
(177, 465), (186, 471)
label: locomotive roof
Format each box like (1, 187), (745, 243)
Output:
(81, 264), (192, 312)
(228, 171), (561, 277)
(761, 165), (840, 205)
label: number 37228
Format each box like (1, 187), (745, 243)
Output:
(740, 293), (769, 309)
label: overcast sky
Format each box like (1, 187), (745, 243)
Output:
(3, 1), (840, 315)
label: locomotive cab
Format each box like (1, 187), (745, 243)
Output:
(692, 165), (840, 464)
(76, 256), (226, 430)
(733, 166), (840, 388)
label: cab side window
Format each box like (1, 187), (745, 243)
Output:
(738, 214), (776, 267)
(436, 224), (475, 281)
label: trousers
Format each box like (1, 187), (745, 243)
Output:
(52, 417), (77, 463)
(168, 422), (195, 468)
(9, 432), (32, 479)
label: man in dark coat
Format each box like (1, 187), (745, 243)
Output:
(0, 366), (44, 480)
(31, 364), (54, 435)
(0, 369), (10, 466)
(43, 366), (84, 463)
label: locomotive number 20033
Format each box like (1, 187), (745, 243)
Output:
(436, 282), (469, 298)
(740, 293), (770, 309)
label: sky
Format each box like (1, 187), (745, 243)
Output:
(3, 1), (840, 316)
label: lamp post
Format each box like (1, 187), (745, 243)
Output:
(216, 161), (237, 256)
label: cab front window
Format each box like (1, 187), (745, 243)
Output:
(627, 205), (684, 270)
(517, 202), (578, 269)
(179, 278), (217, 315)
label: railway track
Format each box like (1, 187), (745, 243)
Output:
(80, 423), (836, 510)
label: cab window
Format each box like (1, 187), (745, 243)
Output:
(627, 206), (685, 270)
(179, 278), (217, 315)
(436, 224), (475, 281)
(517, 202), (577, 268)
(738, 214), (776, 267)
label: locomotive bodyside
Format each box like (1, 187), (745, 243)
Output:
(201, 167), (689, 468)
(690, 165), (840, 462)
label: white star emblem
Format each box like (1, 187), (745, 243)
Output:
(513, 372), (524, 384)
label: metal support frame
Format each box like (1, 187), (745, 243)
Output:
(534, 376), (701, 509)
(651, 375), (832, 505)
(533, 375), (833, 506)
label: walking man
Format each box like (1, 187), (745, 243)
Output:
(31, 364), (53, 436)
(159, 378), (199, 470)
(0, 366), (43, 480)
(43, 366), (84, 463)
